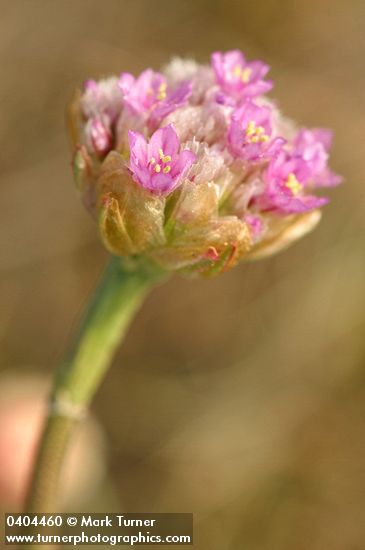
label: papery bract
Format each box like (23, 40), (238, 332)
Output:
(82, 77), (122, 121)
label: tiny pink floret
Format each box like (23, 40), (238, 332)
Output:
(119, 70), (191, 128)
(255, 152), (329, 214)
(128, 124), (196, 195)
(228, 101), (285, 161)
(212, 50), (273, 101)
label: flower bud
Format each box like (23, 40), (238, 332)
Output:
(97, 152), (166, 256)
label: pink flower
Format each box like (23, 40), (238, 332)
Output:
(227, 101), (285, 161)
(211, 50), (273, 101)
(128, 124), (196, 195)
(255, 128), (341, 214)
(119, 70), (191, 128)
(293, 128), (342, 187)
(256, 151), (329, 214)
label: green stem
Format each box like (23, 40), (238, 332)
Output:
(25, 256), (166, 514)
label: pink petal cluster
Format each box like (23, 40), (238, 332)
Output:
(227, 101), (285, 161)
(119, 69), (191, 129)
(77, 49), (341, 250)
(128, 125), (196, 194)
(292, 129), (342, 187)
(212, 50), (273, 102)
(256, 151), (329, 214)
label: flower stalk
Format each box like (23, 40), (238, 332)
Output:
(26, 256), (166, 513)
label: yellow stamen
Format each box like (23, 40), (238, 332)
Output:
(246, 120), (256, 136)
(156, 82), (167, 101)
(233, 65), (242, 78)
(158, 148), (171, 163)
(232, 65), (252, 83)
(285, 173), (302, 195)
(241, 67), (251, 83)
(155, 164), (161, 173)
(245, 120), (269, 143)
(163, 166), (171, 173)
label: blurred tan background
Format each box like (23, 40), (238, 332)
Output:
(0, 1), (364, 548)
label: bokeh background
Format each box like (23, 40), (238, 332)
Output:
(1, 1), (364, 548)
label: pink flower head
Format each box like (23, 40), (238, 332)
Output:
(211, 50), (273, 101)
(85, 116), (113, 157)
(293, 128), (342, 187)
(119, 69), (191, 128)
(256, 151), (329, 214)
(128, 124), (196, 195)
(228, 101), (285, 161)
(73, 53), (342, 273)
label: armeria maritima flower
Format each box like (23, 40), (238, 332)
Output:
(68, 50), (341, 276)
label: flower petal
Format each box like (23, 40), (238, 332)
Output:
(170, 149), (197, 178)
(149, 124), (180, 159)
